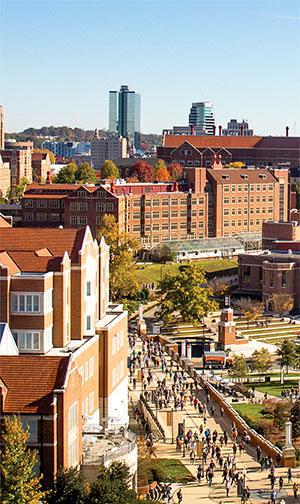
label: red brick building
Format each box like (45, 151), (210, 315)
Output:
(0, 219), (129, 485)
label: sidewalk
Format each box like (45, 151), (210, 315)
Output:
(128, 337), (299, 503)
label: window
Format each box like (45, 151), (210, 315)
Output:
(21, 417), (38, 442)
(89, 392), (94, 413)
(180, 223), (186, 229)
(180, 211), (187, 217)
(36, 213), (47, 222)
(86, 281), (91, 296)
(224, 197), (229, 204)
(152, 199), (160, 206)
(281, 271), (286, 288)
(25, 212), (34, 222)
(171, 223), (178, 230)
(171, 211), (178, 217)
(243, 265), (251, 284)
(224, 185), (230, 192)
(199, 209), (204, 216)
(12, 293), (40, 313)
(162, 199), (169, 206)
(36, 200), (47, 208)
(153, 212), (160, 219)
(153, 224), (159, 231)
(68, 402), (79, 466)
(162, 211), (169, 218)
(132, 225), (140, 232)
(132, 212), (140, 219)
(88, 357), (94, 379)
(25, 200), (33, 208)
(162, 223), (169, 230)
(16, 331), (40, 351)
(224, 209), (229, 215)
(86, 315), (91, 331)
(171, 199), (178, 205)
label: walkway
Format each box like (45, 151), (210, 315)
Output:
(128, 335), (300, 503)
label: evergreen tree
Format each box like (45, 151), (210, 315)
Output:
(88, 462), (138, 504)
(46, 467), (87, 504)
(0, 415), (46, 504)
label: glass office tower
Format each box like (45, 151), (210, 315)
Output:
(189, 101), (215, 135)
(108, 85), (141, 149)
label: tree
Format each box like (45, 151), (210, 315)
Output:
(232, 297), (264, 328)
(0, 415), (46, 504)
(168, 163), (183, 180)
(97, 214), (140, 300)
(88, 462), (138, 504)
(250, 348), (272, 373)
(131, 160), (154, 182)
(228, 355), (248, 378)
(54, 162), (77, 183)
(158, 264), (218, 324)
(154, 159), (170, 181)
(290, 400), (300, 437)
(208, 276), (231, 298)
(46, 467), (87, 504)
(101, 160), (120, 180)
(277, 339), (298, 374)
(75, 163), (97, 183)
(273, 402), (292, 429)
(223, 161), (245, 169)
(268, 293), (294, 317)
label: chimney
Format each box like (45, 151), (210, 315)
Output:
(219, 125), (222, 136)
(286, 126), (289, 137)
(110, 180), (115, 193)
(190, 125), (195, 135)
(240, 124), (244, 136)
(212, 125), (216, 135)
(46, 171), (52, 184)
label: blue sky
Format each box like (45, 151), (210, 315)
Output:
(1, 0), (300, 135)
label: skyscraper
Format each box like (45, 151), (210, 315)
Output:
(0, 105), (4, 149)
(189, 101), (215, 135)
(108, 85), (141, 149)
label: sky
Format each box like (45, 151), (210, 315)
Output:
(1, 0), (300, 135)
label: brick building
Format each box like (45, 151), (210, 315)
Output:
(32, 151), (52, 182)
(0, 147), (32, 187)
(0, 154), (11, 198)
(157, 134), (300, 169)
(0, 219), (130, 485)
(238, 217), (300, 313)
(21, 163), (289, 246)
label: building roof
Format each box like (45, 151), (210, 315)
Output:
(163, 134), (300, 150)
(206, 168), (277, 184)
(163, 135), (263, 149)
(0, 355), (70, 413)
(0, 227), (88, 272)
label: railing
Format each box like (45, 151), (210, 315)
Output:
(84, 429), (137, 466)
(139, 394), (166, 441)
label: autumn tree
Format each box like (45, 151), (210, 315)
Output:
(232, 297), (264, 328)
(46, 467), (88, 504)
(277, 339), (298, 374)
(168, 162), (183, 180)
(75, 163), (97, 183)
(158, 264), (218, 324)
(131, 160), (154, 182)
(97, 214), (140, 300)
(208, 276), (231, 298)
(250, 348), (272, 373)
(290, 400), (300, 436)
(0, 415), (46, 504)
(223, 161), (245, 169)
(228, 355), (248, 378)
(268, 293), (294, 317)
(101, 160), (120, 180)
(7, 177), (29, 201)
(54, 162), (77, 183)
(154, 159), (170, 181)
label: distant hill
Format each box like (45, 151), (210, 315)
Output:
(5, 126), (162, 149)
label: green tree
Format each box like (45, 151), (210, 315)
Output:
(277, 339), (298, 374)
(273, 402), (292, 429)
(101, 160), (120, 179)
(46, 467), (87, 504)
(250, 348), (272, 374)
(0, 415), (46, 504)
(158, 264), (218, 324)
(75, 163), (97, 183)
(54, 162), (77, 183)
(228, 355), (248, 378)
(6, 177), (29, 201)
(88, 462), (138, 504)
(97, 214), (140, 300)
(290, 400), (300, 437)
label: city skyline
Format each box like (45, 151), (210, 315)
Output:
(1, 0), (300, 135)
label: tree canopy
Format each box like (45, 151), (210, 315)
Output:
(158, 264), (218, 324)
(75, 162), (97, 183)
(268, 293), (294, 316)
(101, 160), (120, 180)
(232, 297), (264, 327)
(228, 355), (248, 378)
(46, 467), (87, 504)
(0, 415), (46, 504)
(168, 163), (183, 180)
(131, 161), (154, 182)
(277, 339), (298, 373)
(54, 162), (97, 184)
(250, 348), (272, 374)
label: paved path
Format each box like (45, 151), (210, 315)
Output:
(128, 336), (300, 503)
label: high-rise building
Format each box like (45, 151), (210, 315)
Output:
(109, 91), (118, 132)
(91, 133), (127, 169)
(189, 101), (215, 135)
(108, 85), (141, 149)
(222, 119), (253, 136)
(0, 106), (4, 149)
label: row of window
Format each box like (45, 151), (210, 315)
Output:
(112, 329), (125, 356)
(12, 293), (41, 313)
(78, 356), (95, 384)
(12, 327), (53, 352)
(224, 207), (273, 216)
(112, 360), (125, 387)
(224, 195), (273, 204)
(224, 218), (270, 227)
(24, 199), (61, 209)
(131, 208), (205, 220)
(223, 183), (273, 192)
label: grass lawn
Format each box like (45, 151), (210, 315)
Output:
(232, 403), (266, 423)
(137, 458), (195, 486)
(245, 379), (299, 398)
(135, 259), (237, 285)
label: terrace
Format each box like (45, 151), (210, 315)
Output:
(235, 316), (300, 345)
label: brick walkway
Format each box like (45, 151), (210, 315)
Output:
(128, 337), (300, 503)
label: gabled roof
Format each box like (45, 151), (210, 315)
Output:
(0, 355), (70, 413)
(0, 324), (19, 356)
(0, 227), (90, 272)
(207, 168), (276, 185)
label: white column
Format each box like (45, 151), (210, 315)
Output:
(285, 421), (292, 447)
(181, 340), (186, 357)
(187, 343), (192, 360)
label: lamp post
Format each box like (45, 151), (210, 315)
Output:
(182, 418), (186, 458)
(171, 408), (174, 444)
